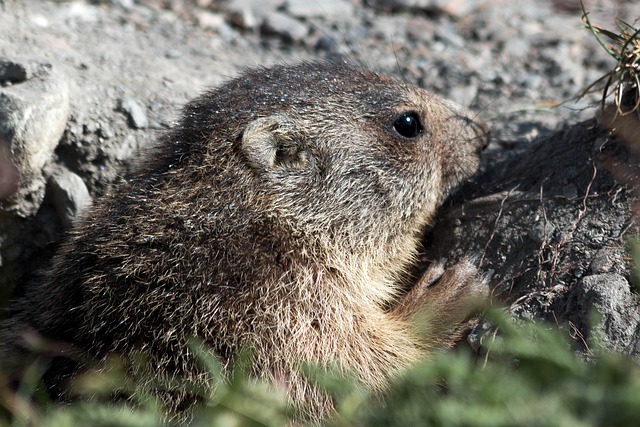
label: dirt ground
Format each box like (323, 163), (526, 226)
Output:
(1, 0), (639, 355)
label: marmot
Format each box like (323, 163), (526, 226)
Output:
(2, 61), (490, 421)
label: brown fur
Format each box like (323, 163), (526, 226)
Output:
(2, 61), (489, 421)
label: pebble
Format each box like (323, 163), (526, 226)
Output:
(226, 0), (282, 30)
(528, 221), (556, 245)
(119, 97), (148, 129)
(47, 166), (92, 228)
(434, 20), (465, 49)
(261, 11), (309, 42)
(574, 274), (640, 353)
(195, 10), (225, 30)
(590, 250), (615, 274)
(284, 0), (354, 19)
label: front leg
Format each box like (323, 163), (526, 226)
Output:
(392, 258), (490, 348)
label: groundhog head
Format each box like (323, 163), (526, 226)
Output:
(160, 61), (488, 277)
(141, 63), (488, 290)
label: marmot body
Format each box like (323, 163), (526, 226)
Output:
(3, 62), (489, 420)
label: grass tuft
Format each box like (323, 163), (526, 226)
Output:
(579, 0), (640, 119)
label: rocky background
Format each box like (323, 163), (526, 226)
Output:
(1, 0), (639, 354)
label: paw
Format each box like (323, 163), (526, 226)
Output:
(415, 256), (490, 305)
(396, 256), (492, 347)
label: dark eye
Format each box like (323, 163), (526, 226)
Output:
(393, 112), (423, 138)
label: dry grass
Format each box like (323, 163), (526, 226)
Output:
(579, 1), (640, 120)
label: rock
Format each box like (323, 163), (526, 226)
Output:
(367, 0), (435, 11)
(448, 84), (478, 108)
(528, 221), (556, 244)
(47, 166), (92, 228)
(0, 59), (52, 85)
(0, 64), (70, 217)
(226, 0), (282, 30)
(63, 2), (100, 24)
(119, 97), (148, 129)
(367, 0), (481, 16)
(194, 10), (225, 30)
(574, 274), (640, 354)
(227, 6), (260, 30)
(434, 21), (465, 49)
(284, 0), (354, 19)
(262, 11), (309, 42)
(589, 249), (615, 274)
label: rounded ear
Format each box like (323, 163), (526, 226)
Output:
(241, 114), (310, 171)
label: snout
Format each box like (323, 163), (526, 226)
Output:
(439, 98), (491, 152)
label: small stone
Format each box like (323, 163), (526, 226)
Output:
(29, 14), (50, 28)
(367, 0), (480, 16)
(590, 250), (614, 274)
(64, 2), (100, 23)
(434, 21), (465, 49)
(528, 221), (556, 244)
(406, 17), (435, 42)
(502, 38), (531, 61)
(96, 122), (114, 140)
(284, 0), (354, 18)
(561, 184), (578, 199)
(262, 11), (309, 42)
(448, 84), (478, 109)
(226, 0), (282, 30)
(112, 0), (134, 9)
(228, 6), (260, 30)
(195, 10), (225, 30)
(165, 49), (182, 59)
(48, 166), (92, 228)
(574, 274), (640, 353)
(367, 0), (435, 11)
(119, 97), (148, 129)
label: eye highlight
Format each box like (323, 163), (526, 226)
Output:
(393, 112), (423, 139)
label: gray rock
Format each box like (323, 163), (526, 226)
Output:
(194, 10), (225, 30)
(368, 0), (481, 16)
(47, 166), (92, 228)
(0, 59), (52, 85)
(448, 84), (478, 108)
(284, 0), (354, 19)
(590, 250), (615, 274)
(434, 21), (465, 49)
(368, 0), (435, 10)
(262, 11), (309, 42)
(0, 65), (70, 217)
(575, 274), (640, 354)
(528, 221), (556, 244)
(228, 5), (260, 30)
(120, 97), (148, 129)
(226, 0), (282, 30)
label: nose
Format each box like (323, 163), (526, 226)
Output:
(473, 118), (491, 151)
(439, 98), (491, 151)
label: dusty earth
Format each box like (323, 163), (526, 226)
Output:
(1, 0), (640, 357)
